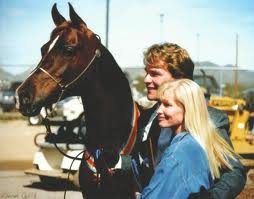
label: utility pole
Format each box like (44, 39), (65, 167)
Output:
(234, 33), (238, 97)
(196, 33), (200, 66)
(105, 0), (110, 48)
(160, 13), (164, 43)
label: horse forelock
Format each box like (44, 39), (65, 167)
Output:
(50, 21), (97, 48)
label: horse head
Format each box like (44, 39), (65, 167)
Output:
(16, 3), (100, 116)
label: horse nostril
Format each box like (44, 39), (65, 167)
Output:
(19, 91), (31, 106)
(22, 96), (30, 105)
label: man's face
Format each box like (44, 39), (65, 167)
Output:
(144, 60), (174, 100)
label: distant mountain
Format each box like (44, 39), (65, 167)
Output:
(14, 67), (34, 81)
(224, 64), (234, 67)
(0, 64), (35, 82)
(195, 62), (241, 68)
(195, 61), (220, 67)
(0, 67), (14, 80)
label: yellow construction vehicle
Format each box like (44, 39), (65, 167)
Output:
(209, 96), (254, 162)
(194, 70), (254, 156)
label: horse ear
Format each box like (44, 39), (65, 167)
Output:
(68, 2), (87, 26)
(51, 3), (66, 26)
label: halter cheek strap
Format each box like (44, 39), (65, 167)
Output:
(39, 67), (65, 88)
(39, 48), (101, 103)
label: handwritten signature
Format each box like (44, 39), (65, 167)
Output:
(0, 192), (37, 199)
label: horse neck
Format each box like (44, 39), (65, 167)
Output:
(78, 44), (133, 150)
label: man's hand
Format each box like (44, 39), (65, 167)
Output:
(188, 186), (213, 199)
(100, 148), (120, 168)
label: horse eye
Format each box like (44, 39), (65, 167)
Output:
(61, 46), (76, 57)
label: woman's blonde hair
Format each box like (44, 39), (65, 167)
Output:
(157, 79), (239, 179)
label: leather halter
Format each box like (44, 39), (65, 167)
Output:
(21, 31), (101, 106)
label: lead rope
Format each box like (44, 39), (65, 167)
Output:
(41, 48), (101, 198)
(43, 115), (88, 199)
(43, 100), (110, 199)
(43, 114), (84, 160)
(64, 150), (85, 199)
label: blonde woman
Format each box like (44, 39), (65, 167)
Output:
(139, 79), (239, 199)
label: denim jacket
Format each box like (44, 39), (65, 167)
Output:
(121, 105), (246, 199)
(140, 132), (213, 199)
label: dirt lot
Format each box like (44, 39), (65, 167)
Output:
(0, 119), (44, 166)
(0, 118), (82, 199)
(0, 118), (253, 198)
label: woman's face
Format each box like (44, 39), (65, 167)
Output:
(157, 93), (184, 134)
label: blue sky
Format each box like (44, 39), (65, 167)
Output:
(0, 0), (253, 74)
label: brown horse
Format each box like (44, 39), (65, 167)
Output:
(16, 3), (137, 199)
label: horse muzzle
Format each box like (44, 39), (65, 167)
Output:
(16, 90), (42, 116)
